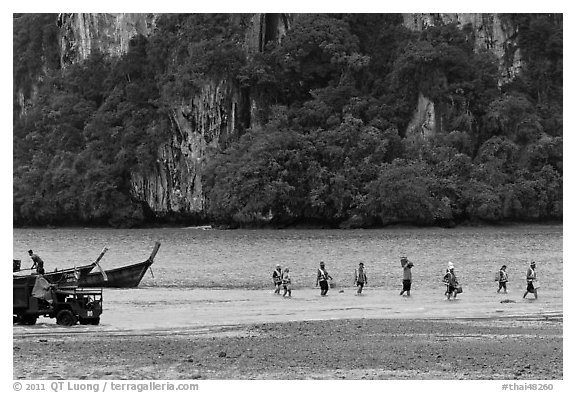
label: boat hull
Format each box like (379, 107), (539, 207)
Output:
(78, 242), (161, 288)
(13, 264), (96, 288)
(79, 261), (152, 288)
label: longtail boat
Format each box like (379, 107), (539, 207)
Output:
(12, 247), (108, 288)
(78, 242), (161, 288)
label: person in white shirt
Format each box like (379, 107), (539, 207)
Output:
(523, 261), (538, 299)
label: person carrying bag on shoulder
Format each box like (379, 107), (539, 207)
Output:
(523, 261), (539, 300)
(443, 264), (460, 300)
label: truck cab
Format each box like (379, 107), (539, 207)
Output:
(13, 275), (103, 326)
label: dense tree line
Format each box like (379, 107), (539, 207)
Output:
(13, 14), (562, 227)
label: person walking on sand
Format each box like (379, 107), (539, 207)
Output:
(316, 261), (333, 296)
(28, 250), (45, 275)
(443, 266), (459, 300)
(497, 265), (508, 294)
(282, 268), (292, 297)
(399, 256), (413, 296)
(523, 261), (538, 299)
(273, 264), (283, 294)
(354, 262), (367, 294)
(443, 268), (450, 296)
(443, 262), (454, 296)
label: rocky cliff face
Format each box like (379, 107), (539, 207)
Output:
(405, 93), (436, 140)
(130, 79), (246, 215)
(402, 13), (521, 84)
(56, 13), (521, 218)
(58, 13), (290, 218)
(402, 13), (521, 138)
(57, 13), (156, 65)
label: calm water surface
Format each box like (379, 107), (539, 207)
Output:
(13, 225), (563, 291)
(13, 225), (562, 331)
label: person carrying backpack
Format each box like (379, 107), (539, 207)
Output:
(272, 264), (283, 294)
(316, 262), (333, 296)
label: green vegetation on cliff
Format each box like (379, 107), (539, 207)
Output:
(13, 14), (562, 227)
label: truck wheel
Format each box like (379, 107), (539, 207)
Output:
(89, 317), (100, 325)
(56, 310), (77, 326)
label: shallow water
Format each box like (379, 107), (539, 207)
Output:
(13, 225), (563, 291)
(13, 225), (562, 332)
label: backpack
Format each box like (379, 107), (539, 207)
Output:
(494, 271), (500, 281)
(273, 270), (282, 284)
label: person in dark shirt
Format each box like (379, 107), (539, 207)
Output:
(443, 267), (459, 300)
(272, 264), (283, 294)
(354, 262), (367, 294)
(28, 250), (45, 275)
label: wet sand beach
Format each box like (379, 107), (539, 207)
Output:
(13, 287), (563, 380)
(13, 317), (562, 380)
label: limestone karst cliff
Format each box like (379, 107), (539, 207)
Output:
(402, 13), (521, 82)
(14, 13), (562, 227)
(402, 13), (522, 139)
(130, 79), (246, 215)
(56, 13), (288, 217)
(58, 13), (156, 65)
(52, 13), (522, 218)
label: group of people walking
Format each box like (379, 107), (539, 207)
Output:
(272, 264), (292, 297)
(493, 261), (539, 299)
(272, 256), (415, 298)
(272, 258), (541, 300)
